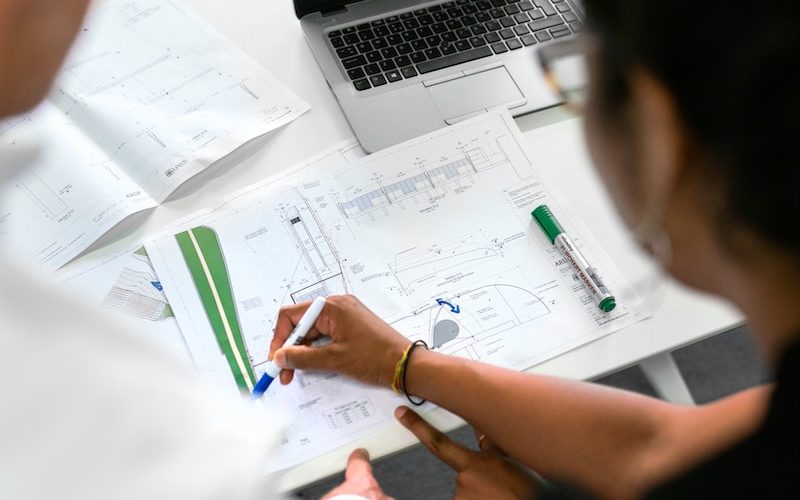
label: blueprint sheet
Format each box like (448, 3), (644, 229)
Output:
(58, 244), (193, 364)
(0, 0), (309, 270)
(56, 140), (366, 370)
(146, 112), (647, 471)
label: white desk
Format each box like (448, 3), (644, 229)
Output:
(68, 0), (744, 492)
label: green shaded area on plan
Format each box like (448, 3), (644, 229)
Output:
(176, 226), (255, 392)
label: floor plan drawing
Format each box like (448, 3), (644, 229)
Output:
(173, 188), (350, 392)
(146, 111), (647, 472)
(16, 172), (70, 219)
(282, 202), (348, 304)
(0, 0), (309, 271)
(52, 0), (310, 201)
(390, 267), (553, 361)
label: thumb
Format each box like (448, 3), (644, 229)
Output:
(345, 448), (374, 481)
(274, 344), (334, 370)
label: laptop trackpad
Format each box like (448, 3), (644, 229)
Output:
(426, 66), (525, 123)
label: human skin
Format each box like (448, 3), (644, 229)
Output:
(0, 0), (91, 117)
(271, 295), (769, 498)
(271, 51), (800, 500)
(0, 1), (393, 497)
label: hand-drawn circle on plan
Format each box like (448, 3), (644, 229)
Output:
(433, 319), (460, 348)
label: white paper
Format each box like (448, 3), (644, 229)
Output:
(146, 111), (648, 471)
(0, 0), (309, 270)
(58, 244), (193, 364)
(55, 140), (366, 372)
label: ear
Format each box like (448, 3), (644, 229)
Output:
(627, 69), (688, 227)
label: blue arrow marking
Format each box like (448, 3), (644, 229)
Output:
(436, 298), (460, 314)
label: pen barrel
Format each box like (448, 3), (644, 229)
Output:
(554, 234), (616, 312)
(252, 297), (327, 398)
(263, 361), (281, 379)
(283, 296), (326, 346)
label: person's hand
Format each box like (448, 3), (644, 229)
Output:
(395, 406), (539, 500)
(269, 295), (410, 388)
(322, 448), (394, 500)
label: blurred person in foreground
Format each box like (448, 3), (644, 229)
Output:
(270, 1), (800, 498)
(0, 2), (389, 499)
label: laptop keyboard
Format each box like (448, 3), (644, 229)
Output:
(327, 0), (582, 92)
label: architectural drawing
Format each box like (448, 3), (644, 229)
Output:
(336, 131), (531, 222)
(16, 171), (70, 219)
(283, 203), (348, 303)
(175, 193), (348, 392)
(391, 268), (552, 361)
(390, 231), (505, 295)
(0, 0), (308, 271)
(57, 245), (190, 362)
(147, 111), (646, 472)
(101, 249), (174, 322)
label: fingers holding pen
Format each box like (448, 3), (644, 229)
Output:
(269, 300), (330, 384)
(269, 298), (341, 354)
(274, 342), (343, 384)
(269, 301), (312, 358)
(268, 294), (412, 388)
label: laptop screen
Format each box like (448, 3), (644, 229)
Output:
(294, 0), (360, 19)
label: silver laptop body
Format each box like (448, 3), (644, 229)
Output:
(296, 0), (584, 152)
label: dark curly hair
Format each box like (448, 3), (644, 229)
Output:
(583, 1), (800, 256)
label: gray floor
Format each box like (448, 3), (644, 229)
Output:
(294, 326), (771, 499)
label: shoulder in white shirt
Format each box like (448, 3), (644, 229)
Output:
(0, 254), (286, 500)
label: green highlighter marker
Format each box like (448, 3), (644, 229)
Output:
(532, 205), (616, 313)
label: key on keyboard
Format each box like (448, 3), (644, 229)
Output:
(328, 0), (579, 91)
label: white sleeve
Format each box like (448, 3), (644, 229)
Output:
(0, 258), (287, 500)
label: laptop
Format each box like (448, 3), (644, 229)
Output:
(295, 0), (584, 152)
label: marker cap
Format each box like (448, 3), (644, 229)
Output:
(599, 296), (616, 313)
(532, 205), (564, 244)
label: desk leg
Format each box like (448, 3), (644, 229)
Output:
(638, 352), (695, 405)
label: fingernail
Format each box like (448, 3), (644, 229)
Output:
(354, 448), (369, 460)
(394, 406), (408, 419)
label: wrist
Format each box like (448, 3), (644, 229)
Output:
(402, 347), (437, 399)
(384, 339), (412, 389)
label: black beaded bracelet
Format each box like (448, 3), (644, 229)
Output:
(401, 340), (429, 406)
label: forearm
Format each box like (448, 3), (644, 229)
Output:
(273, 297), (769, 497)
(405, 350), (679, 497)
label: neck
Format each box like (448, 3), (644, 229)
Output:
(690, 236), (800, 365)
(726, 258), (800, 364)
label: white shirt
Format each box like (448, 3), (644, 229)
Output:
(0, 131), (369, 500)
(0, 253), (288, 499)
(0, 123), (289, 499)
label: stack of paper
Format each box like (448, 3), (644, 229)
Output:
(139, 111), (647, 471)
(15, 0), (648, 475)
(0, 0), (309, 270)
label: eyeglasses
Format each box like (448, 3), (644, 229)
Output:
(537, 36), (591, 114)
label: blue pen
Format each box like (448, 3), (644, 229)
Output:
(251, 296), (327, 399)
